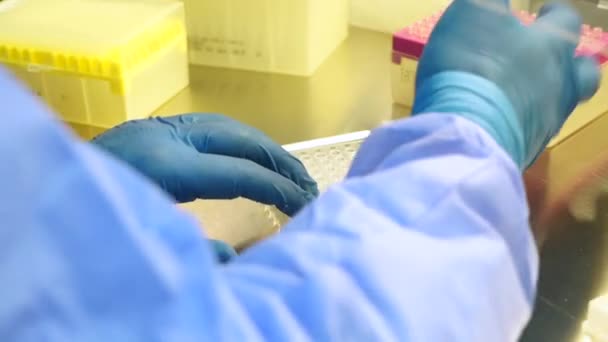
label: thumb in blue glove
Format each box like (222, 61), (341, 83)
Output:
(413, 0), (601, 169)
(209, 239), (238, 263)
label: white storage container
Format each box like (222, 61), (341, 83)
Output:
(181, 0), (349, 76)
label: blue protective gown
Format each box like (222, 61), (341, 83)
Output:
(0, 68), (537, 341)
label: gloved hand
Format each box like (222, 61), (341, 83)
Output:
(93, 114), (318, 262)
(92, 113), (318, 216)
(413, 0), (601, 169)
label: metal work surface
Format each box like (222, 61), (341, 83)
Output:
(69, 23), (607, 342)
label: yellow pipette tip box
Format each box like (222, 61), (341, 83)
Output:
(182, 0), (348, 76)
(0, 0), (189, 128)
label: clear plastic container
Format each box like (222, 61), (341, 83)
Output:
(181, 0), (348, 76)
(391, 8), (608, 147)
(0, 0), (189, 128)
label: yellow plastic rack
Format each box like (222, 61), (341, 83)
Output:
(0, 0), (189, 127)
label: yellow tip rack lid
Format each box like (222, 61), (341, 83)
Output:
(0, 0), (186, 94)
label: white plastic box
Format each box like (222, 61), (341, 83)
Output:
(391, 9), (608, 147)
(181, 0), (348, 76)
(0, 0), (189, 128)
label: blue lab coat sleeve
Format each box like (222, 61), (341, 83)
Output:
(0, 69), (537, 341)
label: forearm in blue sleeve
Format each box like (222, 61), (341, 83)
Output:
(225, 114), (538, 341)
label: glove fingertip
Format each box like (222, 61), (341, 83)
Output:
(307, 183), (320, 197)
(284, 154), (319, 196)
(575, 56), (601, 102)
(278, 187), (316, 217)
(297, 174), (320, 196)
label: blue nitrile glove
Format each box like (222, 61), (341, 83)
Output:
(209, 239), (238, 263)
(92, 113), (319, 216)
(413, 0), (601, 169)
